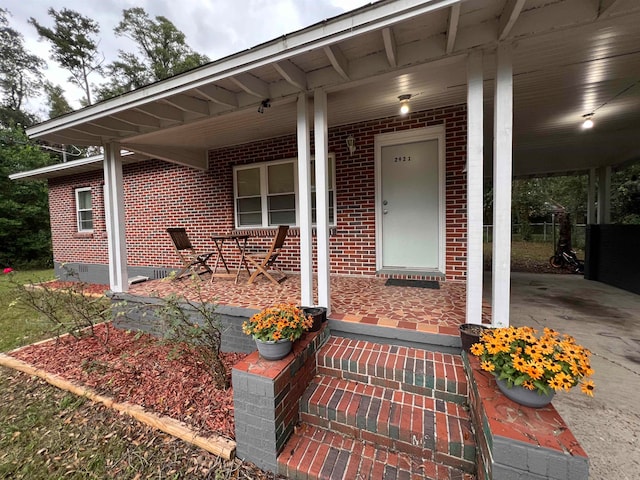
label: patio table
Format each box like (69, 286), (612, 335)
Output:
(211, 233), (251, 284)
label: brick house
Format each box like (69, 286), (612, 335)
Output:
(11, 0), (639, 325)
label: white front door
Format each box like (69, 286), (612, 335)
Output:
(379, 137), (441, 270)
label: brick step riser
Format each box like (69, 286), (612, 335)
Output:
(317, 364), (467, 405)
(316, 342), (468, 406)
(300, 380), (476, 473)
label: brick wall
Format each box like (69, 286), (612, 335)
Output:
(47, 104), (467, 281)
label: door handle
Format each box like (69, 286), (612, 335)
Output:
(383, 209), (389, 215)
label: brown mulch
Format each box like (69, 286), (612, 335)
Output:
(9, 323), (246, 440)
(40, 280), (112, 296)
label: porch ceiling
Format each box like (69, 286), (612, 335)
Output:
(26, 0), (640, 178)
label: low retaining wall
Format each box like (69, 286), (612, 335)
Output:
(463, 354), (589, 480)
(232, 325), (331, 472)
(108, 292), (258, 353)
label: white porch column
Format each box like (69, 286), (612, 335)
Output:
(103, 143), (128, 292)
(587, 168), (597, 225)
(314, 88), (331, 311)
(491, 44), (513, 328)
(597, 166), (611, 224)
(297, 94), (313, 306)
(466, 51), (484, 325)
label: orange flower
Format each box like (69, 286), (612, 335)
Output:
(470, 343), (484, 356)
(480, 361), (495, 372)
(580, 380), (595, 397)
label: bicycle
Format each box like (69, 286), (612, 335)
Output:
(549, 243), (584, 273)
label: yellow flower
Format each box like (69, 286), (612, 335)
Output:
(511, 354), (528, 373)
(580, 380), (595, 397)
(470, 343), (484, 356)
(480, 361), (495, 372)
(522, 380), (535, 390)
(548, 375), (563, 391)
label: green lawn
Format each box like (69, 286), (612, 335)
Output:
(0, 269), (55, 352)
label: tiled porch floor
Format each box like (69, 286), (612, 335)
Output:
(129, 274), (492, 337)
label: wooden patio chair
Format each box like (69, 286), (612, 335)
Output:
(246, 225), (289, 285)
(166, 227), (215, 280)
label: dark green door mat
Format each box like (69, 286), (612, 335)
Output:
(384, 279), (440, 289)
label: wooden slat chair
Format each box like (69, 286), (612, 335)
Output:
(246, 225), (289, 285)
(166, 227), (215, 280)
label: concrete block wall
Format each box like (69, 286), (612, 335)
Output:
(232, 326), (331, 473)
(47, 104), (467, 282)
(463, 354), (589, 480)
(108, 292), (258, 353)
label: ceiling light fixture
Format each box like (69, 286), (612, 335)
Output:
(257, 98), (271, 114)
(582, 113), (594, 129)
(398, 94), (411, 115)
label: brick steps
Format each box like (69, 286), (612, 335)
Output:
(279, 424), (474, 480)
(278, 337), (477, 479)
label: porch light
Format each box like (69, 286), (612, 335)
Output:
(582, 113), (594, 129)
(398, 94), (411, 115)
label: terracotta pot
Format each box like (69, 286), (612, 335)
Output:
(254, 337), (292, 360)
(495, 378), (555, 408)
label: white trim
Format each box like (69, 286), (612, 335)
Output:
(103, 143), (129, 293)
(297, 94), (313, 307)
(26, 0), (458, 140)
(75, 187), (93, 233)
(491, 44), (513, 328)
(314, 89), (331, 311)
(374, 125), (446, 274)
(466, 50), (484, 325)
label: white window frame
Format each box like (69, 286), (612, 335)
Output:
(233, 154), (336, 229)
(75, 187), (93, 233)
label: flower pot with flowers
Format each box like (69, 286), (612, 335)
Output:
(242, 303), (314, 360)
(470, 326), (595, 408)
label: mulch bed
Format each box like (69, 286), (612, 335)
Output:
(9, 323), (245, 440)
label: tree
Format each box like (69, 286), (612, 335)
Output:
(0, 125), (54, 268)
(97, 7), (208, 100)
(43, 81), (73, 119)
(0, 9), (45, 128)
(29, 8), (102, 106)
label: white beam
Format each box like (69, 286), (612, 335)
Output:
(382, 27), (397, 67)
(491, 44), (513, 328)
(103, 143), (129, 292)
(314, 89), (331, 312)
(274, 60), (307, 91)
(230, 73), (270, 99)
(69, 124), (121, 138)
(498, 0), (526, 40)
(297, 94), (313, 307)
(466, 50), (484, 325)
(89, 119), (140, 134)
(446, 3), (461, 54)
(112, 111), (161, 128)
(135, 103), (184, 122)
(194, 85), (238, 107)
(587, 167), (597, 224)
(163, 94), (210, 116)
(124, 144), (208, 170)
(323, 45), (350, 81)
(597, 166), (611, 224)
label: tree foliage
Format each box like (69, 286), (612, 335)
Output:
(0, 9), (44, 128)
(0, 126), (53, 268)
(97, 7), (208, 101)
(29, 8), (103, 106)
(43, 81), (73, 119)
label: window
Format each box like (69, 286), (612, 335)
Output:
(75, 187), (93, 232)
(234, 155), (335, 228)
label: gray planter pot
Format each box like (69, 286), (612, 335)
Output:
(254, 337), (292, 360)
(495, 377), (555, 408)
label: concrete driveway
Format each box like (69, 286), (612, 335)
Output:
(485, 272), (640, 480)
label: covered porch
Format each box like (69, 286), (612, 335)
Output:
(128, 273), (492, 341)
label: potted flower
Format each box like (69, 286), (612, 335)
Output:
(470, 326), (595, 408)
(242, 303), (314, 360)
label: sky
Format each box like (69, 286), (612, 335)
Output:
(3, 0), (373, 115)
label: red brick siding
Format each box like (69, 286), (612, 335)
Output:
(47, 105), (467, 281)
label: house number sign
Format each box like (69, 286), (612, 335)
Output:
(393, 156), (412, 162)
